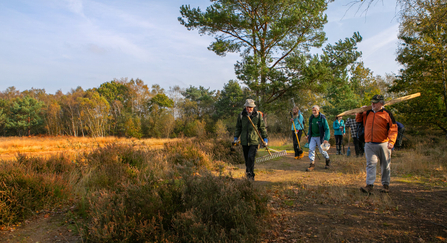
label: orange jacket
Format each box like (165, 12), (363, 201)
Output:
(356, 109), (398, 145)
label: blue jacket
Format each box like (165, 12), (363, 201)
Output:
(333, 119), (345, 136)
(308, 113), (330, 143)
(291, 112), (305, 130)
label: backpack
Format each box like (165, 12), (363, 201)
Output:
(357, 110), (373, 142)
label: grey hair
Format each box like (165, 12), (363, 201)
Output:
(312, 105), (320, 111)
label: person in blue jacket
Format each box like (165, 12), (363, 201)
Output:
(306, 105), (331, 171)
(291, 106), (305, 159)
(333, 116), (346, 155)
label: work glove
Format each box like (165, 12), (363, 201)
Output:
(232, 137), (239, 146)
(263, 138), (268, 146)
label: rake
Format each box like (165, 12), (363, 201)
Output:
(246, 115), (287, 163)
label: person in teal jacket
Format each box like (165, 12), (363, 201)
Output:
(306, 105), (331, 171)
(290, 106), (305, 159)
(333, 116), (346, 155)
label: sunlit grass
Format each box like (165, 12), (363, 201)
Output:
(0, 136), (183, 161)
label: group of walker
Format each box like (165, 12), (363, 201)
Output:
(234, 95), (402, 194)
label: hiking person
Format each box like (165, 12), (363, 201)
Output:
(356, 95), (398, 193)
(333, 116), (345, 155)
(234, 99), (268, 181)
(345, 117), (364, 157)
(305, 105), (331, 171)
(291, 106), (305, 159)
(396, 121), (405, 149)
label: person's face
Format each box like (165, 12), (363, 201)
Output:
(338, 116), (342, 121)
(312, 108), (319, 116)
(371, 102), (382, 111)
(293, 108), (298, 114)
(246, 106), (254, 113)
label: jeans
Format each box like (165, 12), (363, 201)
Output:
(308, 137), (329, 162)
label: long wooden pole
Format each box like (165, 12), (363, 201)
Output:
(337, 92), (421, 117)
(246, 115), (272, 156)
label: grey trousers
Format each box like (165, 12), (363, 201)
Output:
(365, 142), (391, 186)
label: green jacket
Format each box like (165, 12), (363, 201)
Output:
(234, 108), (267, 146)
(307, 112), (331, 143)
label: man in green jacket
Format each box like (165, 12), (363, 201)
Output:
(234, 99), (268, 181)
(306, 105), (331, 171)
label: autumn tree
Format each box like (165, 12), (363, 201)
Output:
(179, 0), (327, 104)
(391, 0), (447, 134)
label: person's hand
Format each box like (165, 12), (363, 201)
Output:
(295, 130), (298, 134)
(387, 142), (394, 150)
(290, 118), (293, 122)
(263, 138), (268, 146)
(323, 140), (328, 144)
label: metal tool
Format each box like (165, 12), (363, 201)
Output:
(246, 115), (287, 163)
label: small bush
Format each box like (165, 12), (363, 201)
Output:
(83, 169), (268, 242)
(163, 140), (211, 169)
(0, 162), (71, 225)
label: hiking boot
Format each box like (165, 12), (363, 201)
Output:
(325, 158), (330, 169)
(360, 185), (374, 194)
(380, 185), (389, 193)
(306, 163), (315, 172)
(294, 156), (299, 160)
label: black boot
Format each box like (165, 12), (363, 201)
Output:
(325, 158), (330, 169)
(336, 145), (340, 155)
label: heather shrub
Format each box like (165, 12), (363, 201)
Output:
(83, 168), (268, 242)
(197, 138), (245, 165)
(163, 140), (211, 169)
(172, 170), (268, 242)
(16, 153), (77, 175)
(0, 161), (72, 225)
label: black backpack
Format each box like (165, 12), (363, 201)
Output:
(357, 110), (372, 142)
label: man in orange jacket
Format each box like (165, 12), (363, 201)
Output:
(356, 95), (398, 193)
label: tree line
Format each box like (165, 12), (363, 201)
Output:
(1, 0), (445, 137)
(0, 70), (391, 139)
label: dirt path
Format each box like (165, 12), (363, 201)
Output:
(252, 149), (447, 243)
(1, 148), (446, 242)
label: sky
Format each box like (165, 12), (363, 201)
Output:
(0, 0), (401, 95)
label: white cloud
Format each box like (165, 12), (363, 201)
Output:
(358, 24), (399, 59)
(64, 0), (85, 16)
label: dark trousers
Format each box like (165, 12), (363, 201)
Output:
(335, 135), (343, 154)
(335, 135), (343, 146)
(292, 130), (303, 156)
(353, 137), (365, 157)
(242, 145), (258, 178)
(396, 127), (405, 147)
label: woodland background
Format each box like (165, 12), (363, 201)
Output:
(0, 0), (446, 139)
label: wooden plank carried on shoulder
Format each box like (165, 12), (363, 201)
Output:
(337, 92), (421, 117)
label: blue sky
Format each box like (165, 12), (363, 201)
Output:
(0, 0), (400, 94)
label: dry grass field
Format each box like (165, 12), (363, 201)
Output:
(1, 133), (446, 242)
(0, 136), (183, 161)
